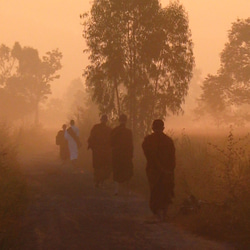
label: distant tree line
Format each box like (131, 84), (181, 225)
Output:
(0, 42), (62, 124)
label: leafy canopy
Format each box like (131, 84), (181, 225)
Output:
(197, 18), (250, 126)
(82, 0), (194, 136)
(0, 42), (62, 122)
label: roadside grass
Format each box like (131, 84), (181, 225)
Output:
(173, 128), (250, 249)
(132, 127), (250, 249)
(0, 122), (28, 249)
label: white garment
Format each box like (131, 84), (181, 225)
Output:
(65, 125), (79, 160)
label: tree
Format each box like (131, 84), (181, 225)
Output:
(0, 42), (62, 123)
(197, 18), (250, 126)
(0, 44), (18, 87)
(64, 78), (86, 110)
(81, 0), (194, 136)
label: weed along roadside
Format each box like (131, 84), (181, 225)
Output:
(170, 127), (250, 249)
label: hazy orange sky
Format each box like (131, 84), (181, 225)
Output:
(1, 0), (250, 98)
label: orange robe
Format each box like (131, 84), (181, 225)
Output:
(142, 131), (175, 214)
(56, 130), (69, 161)
(110, 124), (133, 183)
(88, 123), (112, 184)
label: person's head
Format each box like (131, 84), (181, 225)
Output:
(152, 119), (164, 132)
(62, 124), (67, 130)
(70, 120), (75, 126)
(119, 114), (127, 124)
(100, 114), (108, 123)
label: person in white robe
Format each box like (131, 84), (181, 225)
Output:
(65, 120), (80, 166)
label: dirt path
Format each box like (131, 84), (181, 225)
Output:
(14, 155), (234, 250)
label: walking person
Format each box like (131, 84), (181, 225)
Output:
(88, 114), (112, 188)
(142, 119), (175, 222)
(56, 124), (69, 163)
(65, 119), (82, 171)
(110, 114), (133, 195)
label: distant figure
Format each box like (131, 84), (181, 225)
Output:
(142, 119), (175, 222)
(56, 124), (69, 163)
(64, 120), (81, 168)
(88, 114), (112, 188)
(110, 114), (133, 195)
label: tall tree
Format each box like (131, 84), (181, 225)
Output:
(0, 42), (62, 124)
(81, 0), (194, 136)
(196, 18), (250, 126)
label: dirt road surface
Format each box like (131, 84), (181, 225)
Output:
(14, 153), (234, 250)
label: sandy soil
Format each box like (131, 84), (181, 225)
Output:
(13, 152), (234, 250)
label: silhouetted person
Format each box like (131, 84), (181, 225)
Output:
(88, 114), (112, 188)
(56, 124), (69, 163)
(142, 119), (175, 222)
(65, 120), (82, 170)
(110, 114), (133, 195)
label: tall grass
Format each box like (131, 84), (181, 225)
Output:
(0, 122), (27, 248)
(173, 127), (250, 248)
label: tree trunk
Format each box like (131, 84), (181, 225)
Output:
(34, 101), (39, 125)
(114, 77), (121, 116)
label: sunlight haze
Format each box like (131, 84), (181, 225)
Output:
(1, 3), (249, 247)
(1, 0), (249, 98)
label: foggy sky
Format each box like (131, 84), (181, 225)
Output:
(1, 0), (250, 98)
